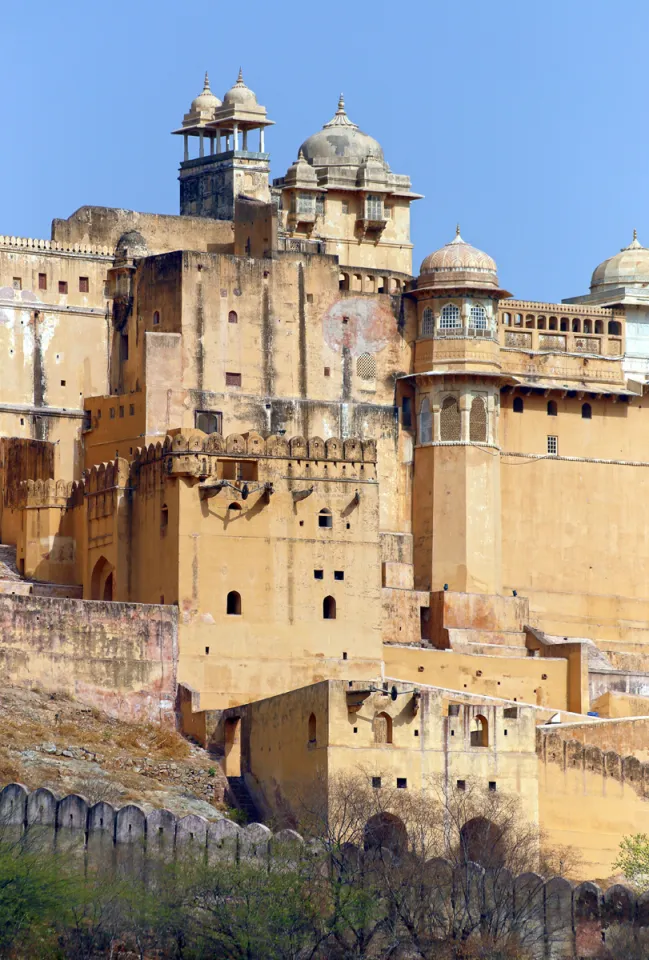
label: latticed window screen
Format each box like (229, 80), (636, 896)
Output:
(356, 352), (376, 380)
(440, 304), (461, 329)
(297, 193), (315, 214)
(469, 396), (487, 442)
(470, 304), (487, 329)
(421, 308), (434, 337)
(440, 396), (461, 441)
(366, 195), (383, 220)
(418, 397), (432, 443)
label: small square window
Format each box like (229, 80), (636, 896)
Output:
(12, 277), (21, 290)
(414, 729), (419, 737)
(396, 778), (407, 789)
(38, 273), (47, 290)
(205, 646), (210, 655)
(59, 281), (68, 294)
(457, 779), (466, 791)
(324, 367), (331, 377)
(60, 380), (66, 387)
(342, 651), (347, 660)
(503, 707), (518, 719)
(79, 277), (89, 293)
(314, 570), (324, 580)
(334, 570), (344, 581)
(448, 704), (460, 717)
(353, 726), (357, 733)
(547, 435), (558, 455)
(307, 293), (314, 303)
(504, 729), (508, 736)
(489, 781), (497, 792)
(371, 776), (381, 789)
(226, 372), (242, 387)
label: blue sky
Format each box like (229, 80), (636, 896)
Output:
(1, 0), (647, 301)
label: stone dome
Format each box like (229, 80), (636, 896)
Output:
(418, 227), (499, 290)
(115, 231), (148, 259)
(284, 149), (318, 186)
(223, 68), (257, 106)
(190, 72), (221, 115)
(299, 95), (385, 166)
(591, 231), (649, 290)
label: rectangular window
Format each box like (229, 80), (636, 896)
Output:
(109, 407), (115, 419)
(365, 195), (383, 220)
(195, 410), (223, 434)
(129, 404), (135, 416)
(38, 273), (47, 290)
(341, 200), (349, 214)
(334, 570), (344, 581)
(489, 781), (497, 792)
(79, 277), (89, 293)
(384, 205), (392, 218)
(402, 396), (412, 428)
(119, 406), (124, 418)
(314, 570), (324, 580)
(225, 372), (242, 388)
(448, 704), (461, 717)
(503, 707), (519, 719)
(296, 193), (315, 215)
(456, 779), (466, 791)
(83, 410), (92, 431)
(324, 367), (331, 377)
(547, 435), (558, 455)
(371, 776), (381, 789)
(396, 777), (407, 789)
(315, 195), (325, 216)
(12, 277), (21, 290)
(59, 281), (68, 294)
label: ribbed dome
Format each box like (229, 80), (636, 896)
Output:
(223, 68), (257, 106)
(418, 227), (499, 290)
(190, 72), (221, 116)
(299, 94), (384, 166)
(115, 231), (148, 259)
(591, 231), (649, 290)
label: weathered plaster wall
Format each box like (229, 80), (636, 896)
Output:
(0, 594), (177, 722)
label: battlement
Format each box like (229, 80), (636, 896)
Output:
(537, 727), (649, 799)
(0, 235), (114, 259)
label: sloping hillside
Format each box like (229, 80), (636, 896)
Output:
(0, 684), (229, 819)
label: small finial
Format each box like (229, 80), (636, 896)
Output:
(456, 223), (461, 237)
(237, 67), (244, 84)
(634, 228), (638, 242)
(203, 71), (210, 90)
(298, 148), (305, 161)
(338, 93), (345, 112)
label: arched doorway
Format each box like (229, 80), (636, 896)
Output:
(364, 812), (407, 856)
(90, 556), (115, 601)
(459, 817), (504, 868)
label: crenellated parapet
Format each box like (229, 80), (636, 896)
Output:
(16, 478), (75, 510)
(537, 728), (649, 798)
(0, 235), (114, 259)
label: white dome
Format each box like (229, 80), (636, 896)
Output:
(189, 72), (221, 116)
(223, 68), (257, 106)
(299, 95), (385, 166)
(591, 231), (649, 290)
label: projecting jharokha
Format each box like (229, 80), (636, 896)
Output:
(3, 69), (649, 877)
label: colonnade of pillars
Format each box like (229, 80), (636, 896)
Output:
(419, 389), (498, 445)
(183, 126), (266, 161)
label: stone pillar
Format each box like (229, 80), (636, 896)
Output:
(209, 135), (214, 155)
(460, 389), (471, 442)
(233, 123), (239, 151)
(242, 128), (248, 151)
(199, 131), (204, 158)
(215, 128), (221, 153)
(183, 134), (189, 161)
(259, 127), (265, 152)
(460, 300), (470, 334)
(432, 398), (441, 442)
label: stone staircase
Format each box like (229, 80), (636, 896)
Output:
(226, 776), (264, 824)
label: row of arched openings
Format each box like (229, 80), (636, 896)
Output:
(514, 397), (592, 419)
(229, 592), (335, 619)
(503, 312), (621, 336)
(362, 812), (503, 866)
(419, 396), (488, 444)
(421, 304), (488, 336)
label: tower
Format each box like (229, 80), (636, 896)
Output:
(172, 71), (274, 220)
(410, 228), (512, 595)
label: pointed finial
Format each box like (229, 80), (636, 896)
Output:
(203, 71), (210, 91)
(338, 93), (346, 113)
(298, 148), (305, 161)
(237, 67), (244, 84)
(456, 223), (461, 237)
(634, 228), (638, 242)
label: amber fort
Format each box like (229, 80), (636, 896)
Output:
(4, 69), (649, 879)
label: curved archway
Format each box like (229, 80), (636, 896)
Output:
(460, 817), (504, 867)
(440, 396), (461, 441)
(469, 396), (487, 442)
(513, 396), (524, 413)
(227, 591), (242, 616)
(372, 711), (393, 744)
(364, 813), (408, 856)
(470, 714), (489, 747)
(547, 400), (557, 417)
(90, 556), (114, 601)
(323, 595), (336, 620)
(318, 508), (333, 529)
(582, 402), (592, 420)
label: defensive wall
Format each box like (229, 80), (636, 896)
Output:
(0, 783), (647, 956)
(0, 593), (177, 723)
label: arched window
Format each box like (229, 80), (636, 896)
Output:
(469, 396), (487, 442)
(560, 317), (569, 332)
(308, 713), (316, 744)
(418, 396), (432, 444)
(356, 353), (376, 380)
(572, 318), (581, 332)
(339, 273), (350, 291)
(228, 502), (242, 513)
(460, 817), (504, 868)
(153, 311), (160, 326)
(372, 711), (393, 744)
(440, 396), (461, 441)
(549, 317), (558, 331)
(582, 402), (592, 420)
(513, 396), (524, 413)
(470, 714), (488, 747)
(503, 312), (511, 326)
(364, 813), (407, 855)
(608, 320), (621, 336)
(227, 591), (241, 615)
(525, 314), (535, 329)
(537, 316), (547, 330)
(228, 310), (238, 324)
(440, 303), (461, 329)
(323, 595), (336, 619)
(547, 400), (557, 417)
(583, 319), (592, 333)
(318, 508), (333, 529)
(421, 307), (434, 337)
(595, 320), (604, 334)
(470, 304), (487, 329)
